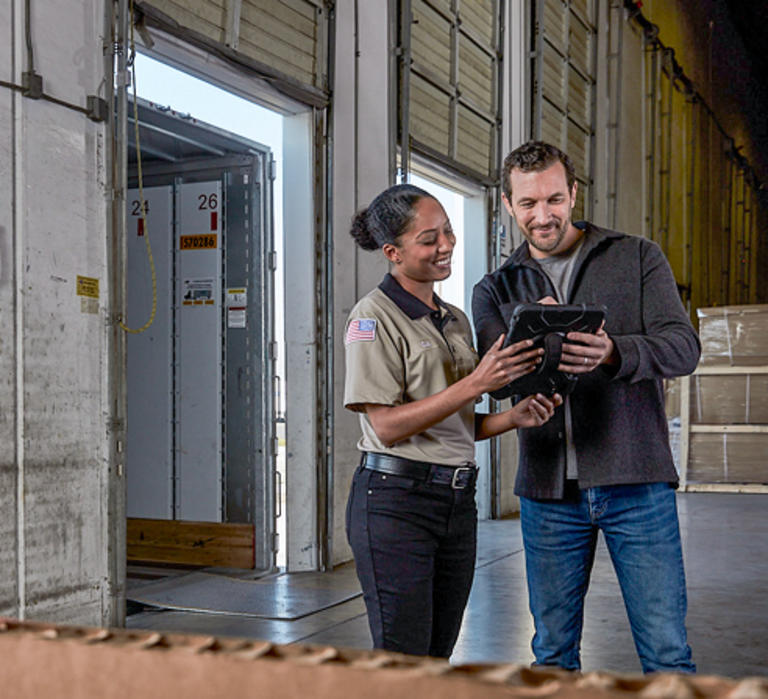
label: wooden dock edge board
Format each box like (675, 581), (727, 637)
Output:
(127, 518), (255, 569)
(682, 483), (768, 493)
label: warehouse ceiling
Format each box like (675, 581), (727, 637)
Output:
(127, 99), (265, 166)
(725, 1), (768, 86)
(724, 0), (768, 181)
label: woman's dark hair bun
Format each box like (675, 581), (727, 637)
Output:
(349, 183), (434, 251)
(349, 208), (379, 251)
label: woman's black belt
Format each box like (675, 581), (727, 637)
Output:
(362, 452), (477, 490)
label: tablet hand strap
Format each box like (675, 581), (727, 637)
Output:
(539, 332), (565, 375)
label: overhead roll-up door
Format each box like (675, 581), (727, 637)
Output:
(136, 0), (329, 103)
(533, 0), (596, 219)
(400, 0), (501, 183)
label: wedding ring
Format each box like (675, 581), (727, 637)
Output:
(584, 356), (588, 365)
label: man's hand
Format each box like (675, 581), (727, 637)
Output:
(534, 298), (617, 373)
(559, 324), (617, 373)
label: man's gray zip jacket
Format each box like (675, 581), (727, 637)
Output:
(471, 222), (701, 499)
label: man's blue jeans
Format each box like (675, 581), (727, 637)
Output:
(520, 483), (695, 674)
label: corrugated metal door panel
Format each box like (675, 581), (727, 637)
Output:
(566, 120), (588, 175)
(543, 0), (567, 48)
(401, 0), (499, 181)
(571, 0), (592, 22)
(666, 88), (689, 287)
(568, 13), (592, 76)
(658, 73), (674, 253)
(410, 74), (451, 154)
(747, 187), (758, 303)
(461, 0), (496, 45)
(412, 0), (452, 83)
(457, 105), (492, 174)
(736, 176), (747, 303)
(690, 104), (709, 314)
(141, 0), (327, 93)
(541, 44), (566, 108)
(148, 0), (226, 44)
(567, 64), (589, 126)
(747, 186), (756, 302)
(458, 35), (493, 112)
(534, 0), (595, 214)
(240, 2), (317, 48)
(645, 45), (669, 248)
(712, 144), (732, 306)
(566, 119), (589, 219)
(251, 0), (317, 23)
(613, 19), (644, 237)
(541, 108), (562, 147)
(728, 169), (740, 302)
(715, 146), (728, 304)
(239, 0), (321, 87)
(428, 0), (452, 14)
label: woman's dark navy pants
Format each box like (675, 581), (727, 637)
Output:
(346, 463), (477, 658)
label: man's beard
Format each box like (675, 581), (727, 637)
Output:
(523, 215), (570, 254)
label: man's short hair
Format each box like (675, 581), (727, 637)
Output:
(502, 141), (577, 201)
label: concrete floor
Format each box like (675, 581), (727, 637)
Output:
(128, 493), (767, 678)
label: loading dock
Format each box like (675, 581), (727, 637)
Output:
(126, 99), (277, 572)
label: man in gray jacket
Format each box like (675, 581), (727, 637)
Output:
(472, 141), (699, 674)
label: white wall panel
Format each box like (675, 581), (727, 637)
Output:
(283, 111), (319, 570)
(0, 0), (112, 625)
(0, 0), (18, 617)
(21, 101), (108, 624)
(126, 186), (174, 519)
(177, 180), (223, 522)
(329, 0), (389, 567)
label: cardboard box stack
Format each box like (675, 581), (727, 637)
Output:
(688, 305), (768, 485)
(697, 304), (768, 367)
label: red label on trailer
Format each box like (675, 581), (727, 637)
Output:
(210, 212), (218, 230)
(137, 218), (144, 236)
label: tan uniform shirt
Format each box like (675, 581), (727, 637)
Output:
(344, 274), (479, 466)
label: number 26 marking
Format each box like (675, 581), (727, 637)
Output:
(198, 193), (218, 210)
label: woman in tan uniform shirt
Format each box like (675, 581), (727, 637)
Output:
(344, 183), (561, 658)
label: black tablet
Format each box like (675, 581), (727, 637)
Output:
(493, 303), (606, 399)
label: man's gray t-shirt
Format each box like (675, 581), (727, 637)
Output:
(535, 237), (584, 479)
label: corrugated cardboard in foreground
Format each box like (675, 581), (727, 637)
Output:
(1, 618), (766, 698)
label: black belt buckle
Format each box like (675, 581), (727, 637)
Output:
(450, 466), (474, 490)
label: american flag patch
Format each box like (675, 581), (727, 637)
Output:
(345, 318), (377, 344)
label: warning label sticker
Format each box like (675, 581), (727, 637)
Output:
(182, 278), (215, 306)
(228, 307), (246, 328)
(180, 234), (218, 250)
(76, 275), (99, 299)
(226, 288), (247, 307)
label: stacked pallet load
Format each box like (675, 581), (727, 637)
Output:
(680, 305), (768, 491)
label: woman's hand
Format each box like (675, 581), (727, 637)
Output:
(364, 336), (543, 447)
(509, 392), (562, 428)
(474, 391), (562, 440)
(470, 334), (543, 396)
